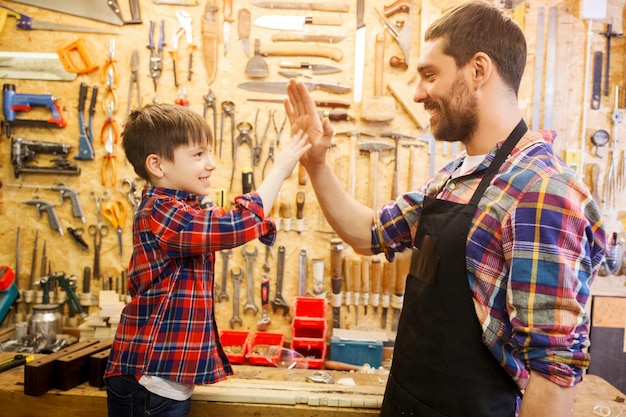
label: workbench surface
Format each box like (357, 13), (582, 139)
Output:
(0, 354), (624, 417)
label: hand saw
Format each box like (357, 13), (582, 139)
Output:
(9, 0), (125, 26)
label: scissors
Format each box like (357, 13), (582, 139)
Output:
(102, 199), (127, 258)
(88, 223), (109, 280)
(120, 177), (144, 212)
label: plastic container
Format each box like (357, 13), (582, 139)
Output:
(330, 339), (383, 368)
(292, 296), (327, 339)
(291, 338), (326, 369)
(0, 266), (19, 326)
(219, 330), (250, 364)
(246, 332), (285, 366)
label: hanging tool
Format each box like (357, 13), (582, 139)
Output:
(330, 238), (343, 329)
(262, 139), (275, 180)
(75, 83), (95, 161)
(363, 32), (396, 122)
(10, 0), (126, 25)
(603, 85), (622, 209)
(253, 14), (343, 31)
(57, 38), (100, 74)
(0, 4), (117, 34)
(102, 199), (126, 258)
(100, 39), (118, 87)
(147, 20), (165, 93)
(217, 249), (231, 302)
(2, 83), (66, 138)
(230, 121), (254, 191)
(591, 129), (610, 158)
(253, 108), (271, 167)
(360, 141), (394, 209)
(591, 51), (603, 110)
(370, 257), (382, 314)
(223, 0), (233, 56)
(257, 273), (271, 331)
(11, 137), (80, 178)
(230, 267), (243, 328)
(203, 89), (217, 150)
(271, 245), (290, 315)
(175, 87), (189, 106)
(120, 177), (143, 213)
(272, 109), (287, 149)
(336, 130), (375, 198)
(0, 50), (76, 81)
(88, 84), (97, 146)
(251, 1), (349, 12)
(600, 24), (623, 97)
(375, 0), (412, 68)
(343, 254), (352, 314)
(101, 101), (118, 187)
(89, 191), (110, 280)
(381, 259), (395, 329)
(295, 191), (306, 233)
(297, 248), (308, 297)
(127, 50), (141, 114)
(352, 256), (361, 325)
(67, 226), (89, 251)
(392, 252), (410, 331)
(8, 182), (85, 222)
(170, 10), (195, 86)
(101, 66), (119, 114)
(23, 196), (63, 235)
(220, 100), (235, 159)
(381, 132), (416, 199)
(238, 8), (251, 57)
(360, 256), (370, 315)
(202, 1), (219, 85)
(352, 0), (365, 103)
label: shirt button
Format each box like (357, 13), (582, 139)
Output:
(448, 182), (457, 190)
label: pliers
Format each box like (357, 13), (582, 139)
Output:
(101, 66), (119, 114)
(100, 39), (118, 86)
(127, 49), (141, 114)
(203, 89), (217, 151)
(253, 108), (271, 167)
(147, 20), (165, 92)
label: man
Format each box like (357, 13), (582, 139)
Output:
(285, 1), (606, 416)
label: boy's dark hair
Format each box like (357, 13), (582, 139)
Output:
(425, 0), (527, 95)
(122, 104), (213, 181)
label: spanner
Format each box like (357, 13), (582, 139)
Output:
(257, 273), (271, 331)
(271, 245), (290, 315)
(217, 249), (231, 302)
(230, 267), (243, 328)
(242, 245), (259, 315)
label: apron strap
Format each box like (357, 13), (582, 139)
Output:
(469, 119), (528, 206)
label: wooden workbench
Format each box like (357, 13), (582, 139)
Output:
(0, 355), (623, 417)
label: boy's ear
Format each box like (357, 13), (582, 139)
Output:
(145, 154), (164, 178)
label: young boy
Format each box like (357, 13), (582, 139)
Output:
(104, 103), (310, 417)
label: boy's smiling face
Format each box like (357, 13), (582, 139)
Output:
(150, 141), (216, 196)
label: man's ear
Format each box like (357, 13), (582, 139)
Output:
(146, 154), (164, 178)
(471, 52), (492, 89)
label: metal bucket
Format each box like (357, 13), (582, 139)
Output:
(29, 304), (63, 342)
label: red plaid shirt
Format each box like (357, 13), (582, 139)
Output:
(105, 187), (276, 385)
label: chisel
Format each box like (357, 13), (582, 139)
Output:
(370, 257), (382, 314)
(330, 238), (343, 329)
(352, 256), (361, 325)
(392, 252), (410, 331)
(343, 256), (352, 314)
(360, 256), (370, 315)
(381, 260), (395, 329)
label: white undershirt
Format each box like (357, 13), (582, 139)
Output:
(455, 154), (487, 177)
(138, 375), (195, 401)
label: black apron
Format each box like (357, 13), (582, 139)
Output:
(380, 121), (527, 417)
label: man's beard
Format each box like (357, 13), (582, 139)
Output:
(426, 75), (478, 144)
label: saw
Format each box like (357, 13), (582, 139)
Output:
(0, 51), (76, 81)
(8, 0), (125, 26)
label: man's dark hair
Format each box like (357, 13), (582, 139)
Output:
(425, 0), (527, 95)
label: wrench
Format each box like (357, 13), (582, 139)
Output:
(271, 245), (290, 315)
(230, 267), (243, 328)
(242, 245), (259, 315)
(257, 273), (271, 331)
(217, 249), (232, 302)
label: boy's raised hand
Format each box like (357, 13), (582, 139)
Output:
(272, 129), (311, 180)
(285, 79), (335, 167)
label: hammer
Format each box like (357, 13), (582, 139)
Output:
(381, 132), (416, 198)
(359, 141), (394, 208)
